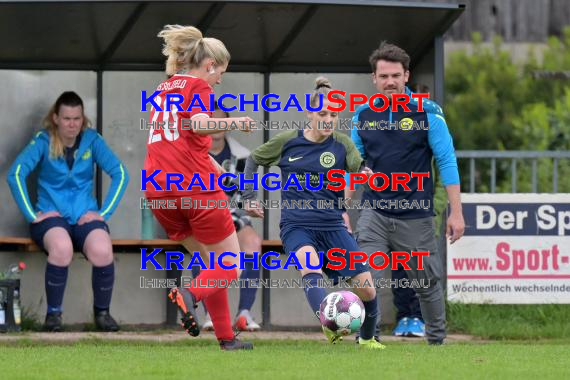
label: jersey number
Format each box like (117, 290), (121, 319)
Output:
(148, 95), (179, 144)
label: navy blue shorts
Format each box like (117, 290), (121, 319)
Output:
(280, 226), (369, 284)
(29, 216), (110, 255)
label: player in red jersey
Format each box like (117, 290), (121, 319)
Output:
(144, 24), (254, 350)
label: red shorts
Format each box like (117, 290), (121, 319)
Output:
(150, 191), (235, 244)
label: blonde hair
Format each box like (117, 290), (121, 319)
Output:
(43, 91), (91, 159)
(310, 76), (341, 107)
(158, 24), (231, 76)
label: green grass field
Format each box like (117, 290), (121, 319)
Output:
(447, 303), (570, 339)
(1, 338), (569, 380)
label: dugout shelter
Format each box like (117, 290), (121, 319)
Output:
(0, 0), (463, 327)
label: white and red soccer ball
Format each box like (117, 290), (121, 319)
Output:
(319, 291), (365, 336)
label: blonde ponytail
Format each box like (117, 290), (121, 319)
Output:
(310, 76), (340, 107)
(158, 24), (230, 76)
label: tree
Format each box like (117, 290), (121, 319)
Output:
(443, 30), (570, 194)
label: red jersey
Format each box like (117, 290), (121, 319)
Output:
(144, 74), (219, 198)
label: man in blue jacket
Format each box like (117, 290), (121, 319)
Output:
(349, 43), (465, 345)
(7, 91), (129, 332)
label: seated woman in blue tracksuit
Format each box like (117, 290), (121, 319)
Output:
(7, 91), (129, 332)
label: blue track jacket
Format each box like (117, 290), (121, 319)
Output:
(7, 128), (129, 224)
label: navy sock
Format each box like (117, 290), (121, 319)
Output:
(45, 263), (68, 314)
(92, 263), (114, 312)
(360, 299), (379, 340)
(238, 260), (259, 312)
(302, 273), (327, 317)
(191, 265), (201, 279)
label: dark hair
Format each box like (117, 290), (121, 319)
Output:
(54, 91), (84, 114)
(43, 91), (90, 159)
(369, 41), (410, 72)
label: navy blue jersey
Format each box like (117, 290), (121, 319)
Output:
(351, 88), (459, 219)
(251, 130), (363, 231)
(211, 141), (231, 167)
(210, 139), (246, 199)
(64, 134), (81, 170)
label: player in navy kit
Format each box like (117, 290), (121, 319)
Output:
(242, 77), (385, 349)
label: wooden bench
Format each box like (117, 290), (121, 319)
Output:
(0, 236), (283, 327)
(0, 237), (181, 252)
(0, 237), (283, 253)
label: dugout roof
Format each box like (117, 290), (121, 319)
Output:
(0, 0), (464, 73)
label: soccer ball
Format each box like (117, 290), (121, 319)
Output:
(319, 291), (365, 336)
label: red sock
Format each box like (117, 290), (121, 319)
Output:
(203, 286), (234, 341)
(186, 262), (238, 302)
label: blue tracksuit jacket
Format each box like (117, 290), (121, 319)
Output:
(7, 128), (129, 224)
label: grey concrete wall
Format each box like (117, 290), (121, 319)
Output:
(0, 251), (165, 325)
(0, 70), (413, 327)
(0, 69), (435, 244)
(101, 71), (164, 239)
(0, 251), (396, 327)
